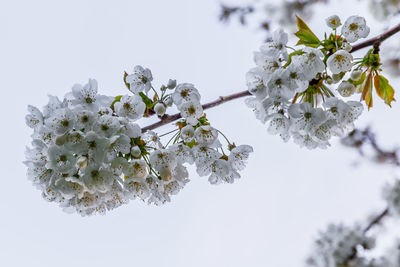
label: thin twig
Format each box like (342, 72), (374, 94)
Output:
(351, 23), (400, 53)
(142, 90), (251, 132)
(364, 207), (390, 233)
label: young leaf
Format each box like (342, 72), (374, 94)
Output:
(360, 72), (373, 110)
(123, 71), (130, 89)
(374, 74), (395, 107)
(139, 92), (154, 109)
(110, 95), (122, 111)
(352, 71), (366, 88)
(283, 50), (305, 68)
(295, 16), (320, 48)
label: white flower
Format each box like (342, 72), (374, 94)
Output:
(114, 95), (145, 120)
(284, 65), (309, 93)
(43, 95), (65, 118)
(46, 145), (77, 173)
(207, 159), (234, 185)
(324, 98), (363, 127)
(82, 165), (115, 194)
(337, 81), (356, 97)
(142, 130), (162, 149)
(180, 125), (195, 143)
(68, 79), (111, 109)
(325, 15), (341, 29)
(293, 132), (328, 149)
(246, 67), (268, 99)
(179, 101), (203, 126)
(254, 48), (281, 74)
(169, 143), (194, 164)
(193, 146), (220, 175)
(125, 65), (153, 94)
(123, 122), (141, 138)
(260, 29), (289, 60)
(289, 103), (327, 134)
(82, 131), (111, 164)
(124, 159), (148, 179)
(45, 108), (75, 135)
(25, 105), (43, 129)
(172, 83), (201, 106)
(55, 176), (85, 200)
(267, 113), (291, 142)
(194, 126), (219, 146)
(341, 16), (370, 43)
(113, 134), (131, 154)
(327, 50), (353, 74)
(93, 115), (120, 137)
(292, 47), (325, 80)
(228, 145), (253, 171)
(73, 106), (95, 131)
(149, 149), (177, 171)
(266, 68), (296, 99)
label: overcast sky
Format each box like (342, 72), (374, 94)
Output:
(1, 0), (399, 266)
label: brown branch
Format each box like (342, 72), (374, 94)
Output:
(142, 90), (251, 132)
(364, 207), (389, 233)
(351, 23), (400, 53)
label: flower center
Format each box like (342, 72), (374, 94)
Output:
(349, 23), (358, 31)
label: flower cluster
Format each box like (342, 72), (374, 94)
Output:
(25, 68), (252, 216)
(245, 15), (381, 149)
(306, 223), (377, 267)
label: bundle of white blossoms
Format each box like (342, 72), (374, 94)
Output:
(245, 15), (382, 149)
(306, 223), (378, 267)
(25, 67), (252, 216)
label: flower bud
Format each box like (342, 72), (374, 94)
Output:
(343, 42), (352, 52)
(131, 146), (141, 158)
(351, 69), (362, 80)
(332, 73), (343, 83)
(338, 81), (356, 97)
(154, 103), (166, 116)
(167, 79), (177, 89)
(164, 97), (173, 107)
(325, 15), (341, 29)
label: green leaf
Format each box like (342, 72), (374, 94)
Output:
(123, 71), (130, 89)
(283, 50), (305, 68)
(110, 95), (122, 111)
(352, 72), (366, 87)
(295, 16), (320, 48)
(373, 74), (395, 107)
(360, 72), (373, 110)
(139, 92), (154, 109)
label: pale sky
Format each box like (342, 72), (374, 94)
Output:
(1, 0), (399, 266)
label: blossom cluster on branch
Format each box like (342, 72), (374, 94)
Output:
(24, 68), (252, 216)
(245, 15), (395, 149)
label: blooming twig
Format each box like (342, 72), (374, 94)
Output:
(142, 90), (251, 132)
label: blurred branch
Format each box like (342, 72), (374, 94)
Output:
(219, 3), (255, 25)
(364, 207), (389, 233)
(341, 127), (400, 166)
